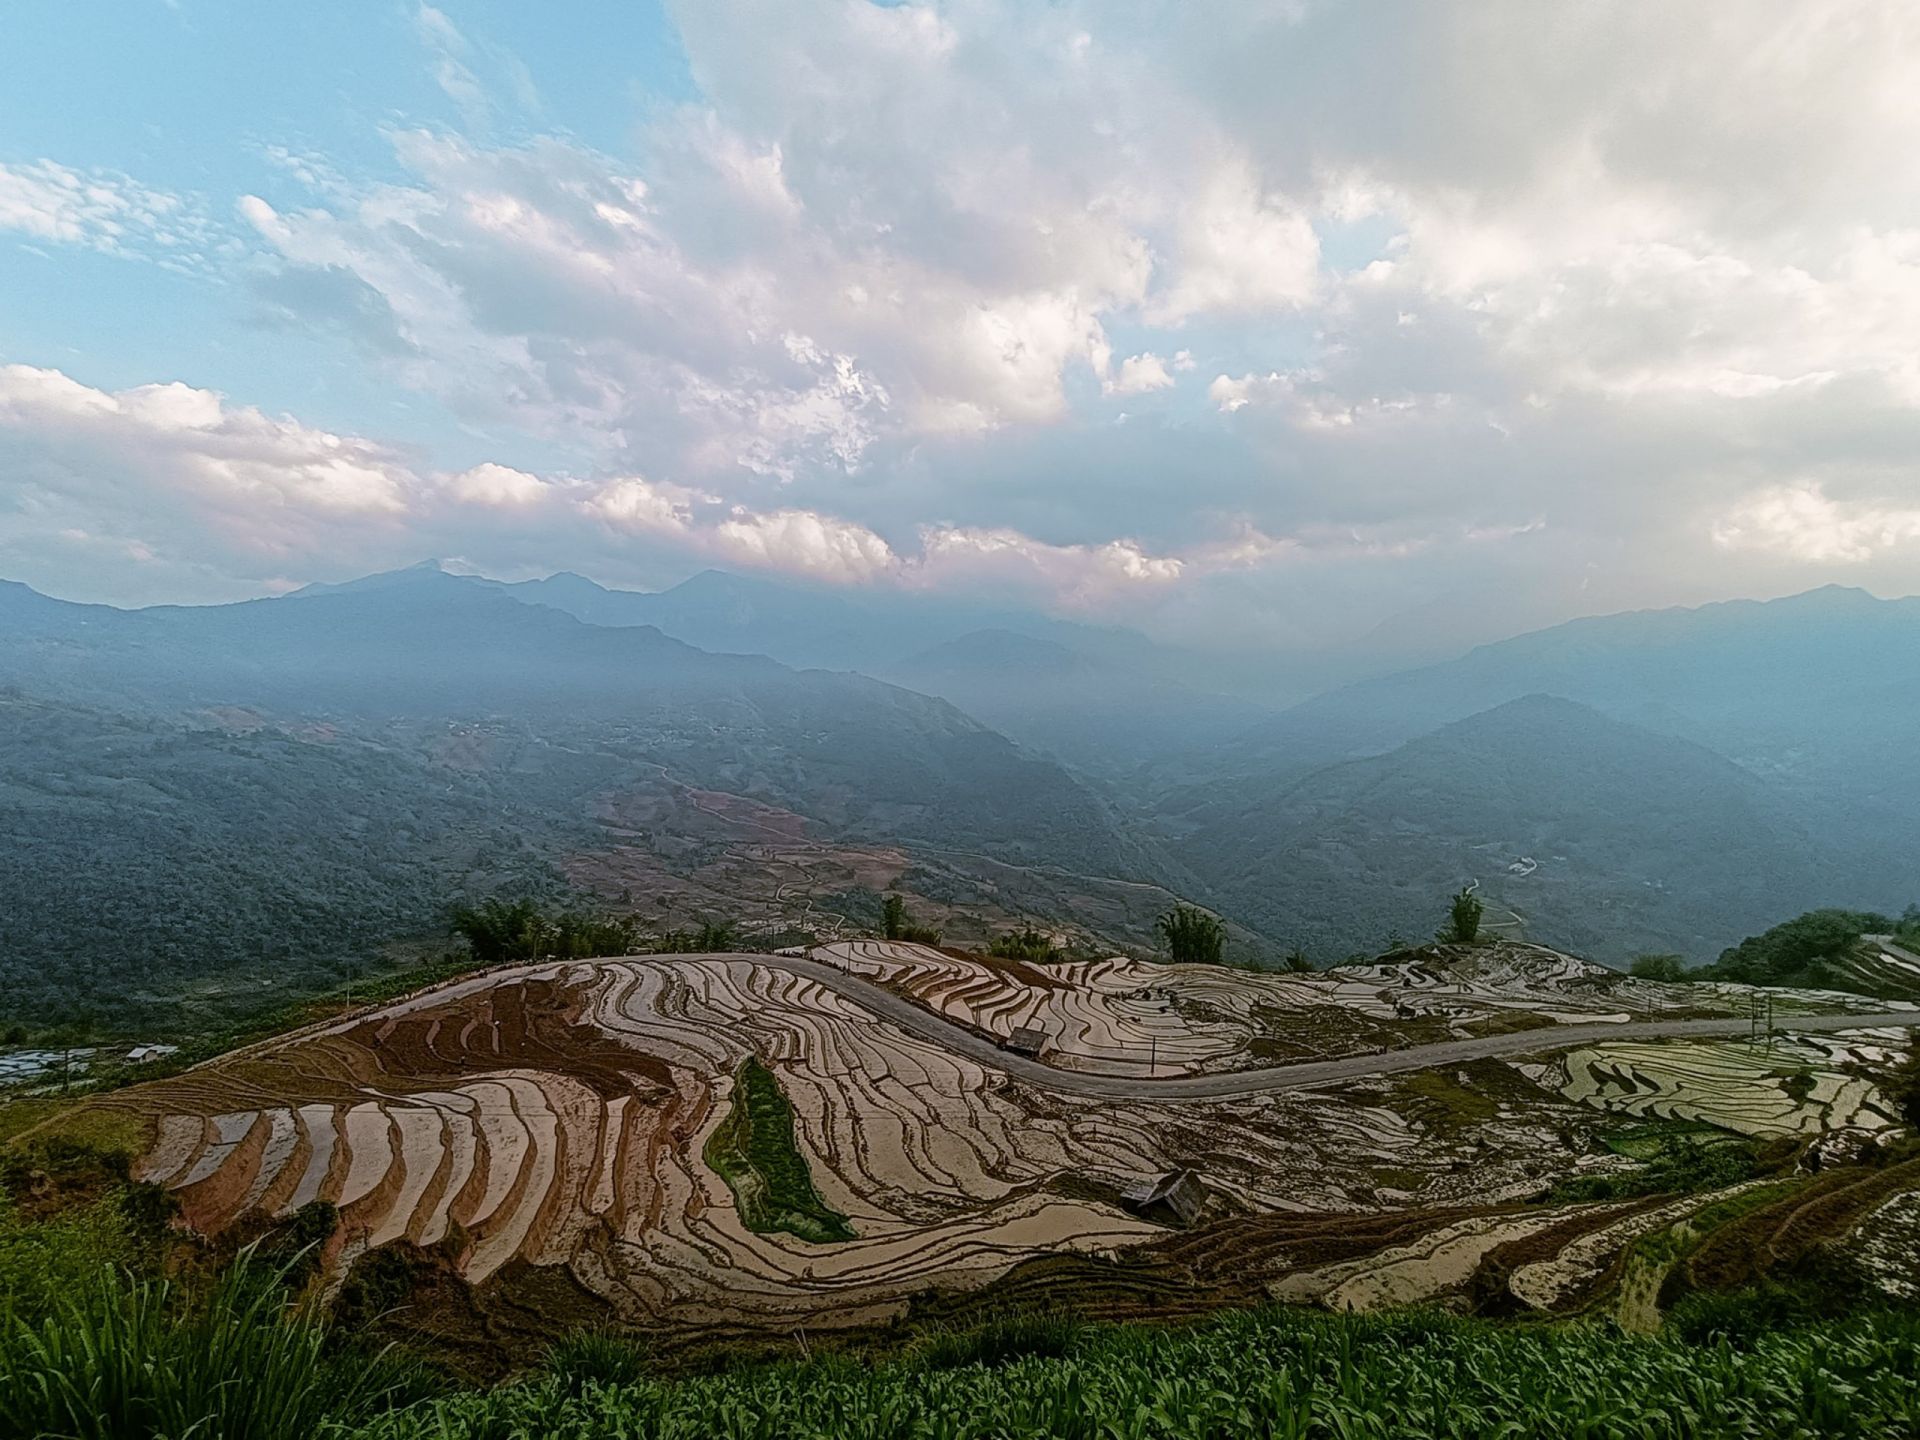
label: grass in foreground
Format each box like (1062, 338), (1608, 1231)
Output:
(357, 1303), (1920, 1440)
(703, 1056), (855, 1244)
(0, 1248), (432, 1440)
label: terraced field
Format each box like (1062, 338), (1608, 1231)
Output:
(82, 944), (1920, 1351)
(813, 940), (1889, 1075)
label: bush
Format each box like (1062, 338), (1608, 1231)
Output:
(1545, 1134), (1762, 1204)
(1439, 886), (1484, 944)
(544, 1327), (651, 1391)
(1631, 953), (1687, 981)
(0, 1247), (429, 1440)
(881, 894), (941, 945)
(908, 1311), (1086, 1371)
(987, 927), (1059, 964)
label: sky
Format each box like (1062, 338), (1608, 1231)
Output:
(3, 1), (1920, 659)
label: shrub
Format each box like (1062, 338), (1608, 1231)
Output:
(1631, 953), (1687, 981)
(544, 1327), (651, 1391)
(1438, 886), (1484, 944)
(0, 1247), (429, 1440)
(908, 1311), (1086, 1371)
(987, 927), (1059, 964)
(1155, 905), (1226, 965)
(882, 894), (941, 945)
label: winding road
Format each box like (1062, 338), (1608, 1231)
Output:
(763, 951), (1920, 1103)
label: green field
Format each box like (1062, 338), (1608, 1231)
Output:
(703, 1057), (856, 1244)
(355, 1303), (1920, 1440)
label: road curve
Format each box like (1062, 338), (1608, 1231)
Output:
(755, 951), (1920, 1103)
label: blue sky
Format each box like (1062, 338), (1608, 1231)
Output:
(0, 2), (691, 454)
(2, 2), (1916, 658)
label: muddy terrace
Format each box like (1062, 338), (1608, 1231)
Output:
(77, 941), (1918, 1365)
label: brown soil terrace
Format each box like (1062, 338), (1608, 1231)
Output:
(81, 942), (1920, 1349)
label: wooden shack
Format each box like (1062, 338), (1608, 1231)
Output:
(1121, 1169), (1206, 1227)
(1002, 1024), (1049, 1060)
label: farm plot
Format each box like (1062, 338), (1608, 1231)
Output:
(1546, 1031), (1907, 1137)
(100, 955), (1613, 1338)
(82, 949), (1917, 1347)
(811, 939), (1879, 1075)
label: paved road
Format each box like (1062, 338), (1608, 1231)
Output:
(757, 952), (1920, 1104)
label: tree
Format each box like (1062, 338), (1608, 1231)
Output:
(1156, 905), (1226, 965)
(881, 893), (941, 945)
(1710, 909), (1892, 986)
(988, 926), (1060, 963)
(1438, 886), (1484, 945)
(1630, 953), (1686, 982)
(1282, 948), (1315, 974)
(1891, 1048), (1920, 1131)
(657, 919), (738, 953)
(449, 898), (544, 966)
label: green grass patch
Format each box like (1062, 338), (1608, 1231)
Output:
(1545, 1124), (1768, 1204)
(349, 1303), (1920, 1440)
(1398, 1068), (1499, 1127)
(703, 1058), (854, 1244)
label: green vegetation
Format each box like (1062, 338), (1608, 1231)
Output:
(543, 1328), (652, 1392)
(350, 1304), (1920, 1440)
(703, 1058), (854, 1244)
(1630, 953), (1687, 981)
(1155, 904), (1226, 965)
(907, 1311), (1086, 1371)
(1891, 1048), (1920, 1129)
(987, 926), (1061, 963)
(0, 1248), (429, 1440)
(1438, 885), (1484, 944)
(1706, 906), (1920, 994)
(1544, 1127), (1767, 1205)
(448, 898), (639, 964)
(1398, 1069), (1498, 1128)
(1282, 948), (1315, 973)
(882, 893), (942, 944)
(653, 919), (739, 953)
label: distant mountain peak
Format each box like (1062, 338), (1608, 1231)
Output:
(285, 559), (461, 598)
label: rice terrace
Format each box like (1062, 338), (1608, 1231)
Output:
(43, 937), (1917, 1373)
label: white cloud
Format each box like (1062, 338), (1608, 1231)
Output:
(1103, 352), (1175, 397)
(0, 365), (413, 523)
(1145, 165), (1320, 323)
(442, 462), (553, 508)
(913, 526), (1184, 609)
(20, 2), (1920, 637)
(1712, 483), (1920, 563)
(0, 159), (215, 268)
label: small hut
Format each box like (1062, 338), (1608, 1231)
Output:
(1122, 1169), (1206, 1227)
(1002, 1025), (1049, 1060)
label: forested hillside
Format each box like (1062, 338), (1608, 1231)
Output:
(1176, 696), (1890, 964)
(0, 572), (1167, 1032)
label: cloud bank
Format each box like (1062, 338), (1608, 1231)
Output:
(4, 1), (1920, 647)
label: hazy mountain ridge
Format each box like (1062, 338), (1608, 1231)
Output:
(0, 571), (1180, 1023)
(473, 565), (1273, 770)
(1177, 694), (1910, 964)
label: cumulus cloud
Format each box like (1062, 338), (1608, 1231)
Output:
(1103, 353), (1176, 397)
(0, 363), (1205, 607)
(13, 1), (1920, 641)
(1713, 483), (1920, 564)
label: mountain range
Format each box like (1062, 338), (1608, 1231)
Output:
(2, 563), (1915, 1029)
